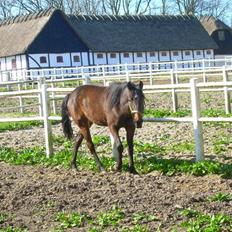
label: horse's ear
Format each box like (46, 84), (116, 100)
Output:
(139, 81), (143, 90)
(127, 81), (134, 90)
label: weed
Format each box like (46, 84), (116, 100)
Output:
(208, 192), (232, 202)
(212, 134), (231, 155)
(0, 227), (28, 232)
(55, 212), (89, 229)
(0, 121), (42, 132)
(0, 213), (7, 224)
(132, 212), (158, 224)
(180, 208), (232, 232)
(96, 205), (125, 227)
(121, 225), (150, 232)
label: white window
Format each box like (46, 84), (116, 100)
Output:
(150, 52), (156, 57)
(110, 53), (116, 58)
(57, 56), (63, 63)
(97, 53), (103, 59)
(196, 50), (201, 55)
(206, 50), (211, 55)
(218, 31), (225, 41)
(136, 52), (143, 58)
(185, 51), (191, 56)
(12, 59), (16, 69)
(40, 56), (47, 64)
(73, 55), (80, 62)
(123, 53), (130, 58)
(161, 51), (167, 57)
(173, 51), (179, 56)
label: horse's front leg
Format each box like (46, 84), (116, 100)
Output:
(126, 124), (138, 174)
(109, 126), (123, 172)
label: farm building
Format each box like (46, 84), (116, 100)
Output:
(0, 9), (217, 73)
(200, 16), (232, 58)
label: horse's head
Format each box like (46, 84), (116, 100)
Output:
(126, 81), (145, 128)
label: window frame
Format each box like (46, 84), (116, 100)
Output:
(73, 55), (80, 62)
(40, 56), (47, 64)
(56, 56), (63, 63)
(12, 58), (17, 69)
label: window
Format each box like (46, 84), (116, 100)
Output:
(206, 50), (211, 55)
(57, 56), (63, 63)
(137, 52), (143, 58)
(123, 52), (129, 58)
(40, 56), (47, 64)
(97, 53), (103, 59)
(110, 53), (116, 58)
(73, 55), (80, 62)
(185, 51), (191, 56)
(218, 31), (225, 41)
(12, 59), (16, 69)
(173, 51), (179, 56)
(150, 52), (156, 57)
(196, 50), (201, 55)
(161, 51), (167, 57)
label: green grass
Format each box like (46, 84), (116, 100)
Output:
(212, 134), (232, 155)
(180, 208), (232, 232)
(0, 213), (7, 224)
(0, 121), (42, 132)
(144, 108), (232, 118)
(208, 192), (232, 202)
(1, 141), (232, 178)
(53, 206), (154, 232)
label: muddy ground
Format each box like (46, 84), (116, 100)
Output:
(0, 92), (232, 231)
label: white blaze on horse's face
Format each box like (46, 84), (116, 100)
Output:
(127, 81), (144, 128)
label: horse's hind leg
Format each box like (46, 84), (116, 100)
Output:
(80, 126), (105, 172)
(71, 132), (84, 170)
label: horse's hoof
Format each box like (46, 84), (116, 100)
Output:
(71, 164), (78, 171)
(129, 168), (139, 175)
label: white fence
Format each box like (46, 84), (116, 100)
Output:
(1, 57), (232, 82)
(0, 78), (232, 162)
(1, 64), (232, 115)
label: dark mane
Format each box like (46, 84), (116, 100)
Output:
(106, 83), (128, 109)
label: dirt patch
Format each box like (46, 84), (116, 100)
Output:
(1, 91), (232, 231)
(0, 162), (232, 231)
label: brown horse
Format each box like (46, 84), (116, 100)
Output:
(61, 81), (145, 174)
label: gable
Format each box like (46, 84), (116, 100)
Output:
(27, 10), (89, 54)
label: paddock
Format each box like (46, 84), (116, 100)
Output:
(0, 62), (232, 231)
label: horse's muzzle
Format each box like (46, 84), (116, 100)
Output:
(132, 112), (143, 128)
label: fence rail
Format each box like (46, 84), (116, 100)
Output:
(1, 57), (232, 82)
(0, 78), (232, 162)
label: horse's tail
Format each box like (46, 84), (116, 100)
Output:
(61, 94), (73, 140)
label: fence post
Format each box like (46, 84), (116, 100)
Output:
(222, 66), (231, 114)
(149, 62), (153, 85)
(41, 84), (53, 158)
(190, 78), (204, 162)
(171, 70), (178, 112)
(51, 76), (57, 115)
(38, 77), (45, 117)
(18, 83), (24, 113)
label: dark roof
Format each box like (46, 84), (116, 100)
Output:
(67, 14), (218, 52)
(0, 9), (54, 57)
(200, 16), (232, 35)
(0, 9), (218, 57)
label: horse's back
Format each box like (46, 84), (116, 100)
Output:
(68, 85), (108, 126)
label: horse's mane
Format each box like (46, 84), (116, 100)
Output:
(106, 83), (128, 109)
